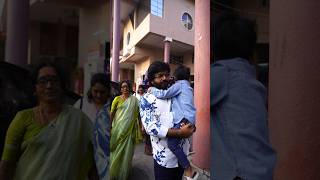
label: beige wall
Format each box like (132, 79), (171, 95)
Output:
(123, 0), (194, 52)
(135, 57), (151, 87)
(233, 0), (269, 43)
(133, 48), (194, 88)
(121, 0), (195, 89)
(122, 19), (134, 56)
(133, 47), (163, 88)
(122, 14), (150, 56)
(121, 46), (156, 89)
(150, 0), (194, 45)
(78, 2), (110, 67)
(135, 0), (150, 29)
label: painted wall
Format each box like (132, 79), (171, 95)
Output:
(150, 0), (195, 45)
(133, 47), (163, 88)
(121, 0), (195, 89)
(123, 14), (150, 56)
(133, 48), (193, 88)
(123, 0), (194, 52)
(135, 0), (150, 29)
(269, 0), (320, 179)
(134, 57), (151, 87)
(78, 2), (110, 67)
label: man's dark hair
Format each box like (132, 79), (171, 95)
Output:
(90, 73), (111, 88)
(87, 73), (111, 101)
(213, 13), (257, 62)
(147, 61), (170, 82)
(173, 65), (190, 81)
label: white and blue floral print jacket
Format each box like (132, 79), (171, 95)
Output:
(140, 93), (190, 168)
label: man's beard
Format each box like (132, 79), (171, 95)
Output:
(152, 81), (168, 90)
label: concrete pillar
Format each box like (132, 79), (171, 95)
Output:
(5, 0), (29, 67)
(269, 0), (320, 179)
(111, 0), (120, 82)
(193, 0), (210, 170)
(163, 37), (172, 63)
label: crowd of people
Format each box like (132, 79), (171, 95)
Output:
(0, 13), (276, 180)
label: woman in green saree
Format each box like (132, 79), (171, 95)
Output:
(109, 80), (143, 180)
(0, 62), (96, 180)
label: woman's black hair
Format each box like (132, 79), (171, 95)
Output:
(147, 61), (170, 82)
(30, 61), (67, 92)
(87, 73), (111, 102)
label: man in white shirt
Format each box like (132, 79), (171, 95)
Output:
(140, 61), (195, 180)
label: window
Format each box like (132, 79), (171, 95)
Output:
(182, 12), (193, 30)
(170, 55), (183, 65)
(151, 0), (163, 17)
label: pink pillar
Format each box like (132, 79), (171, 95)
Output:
(193, 0), (210, 170)
(163, 37), (172, 63)
(5, 0), (29, 67)
(111, 0), (120, 82)
(269, 0), (320, 179)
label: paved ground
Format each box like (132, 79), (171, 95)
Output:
(129, 143), (154, 180)
(129, 143), (211, 180)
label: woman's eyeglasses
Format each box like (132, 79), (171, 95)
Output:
(121, 85), (129, 89)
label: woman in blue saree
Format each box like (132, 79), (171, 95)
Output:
(109, 80), (143, 180)
(88, 73), (112, 180)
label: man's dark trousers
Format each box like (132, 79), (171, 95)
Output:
(154, 160), (184, 180)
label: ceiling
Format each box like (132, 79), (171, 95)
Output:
(139, 33), (194, 56)
(29, 0), (140, 37)
(30, 1), (79, 25)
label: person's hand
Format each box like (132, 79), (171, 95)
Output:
(179, 123), (195, 138)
